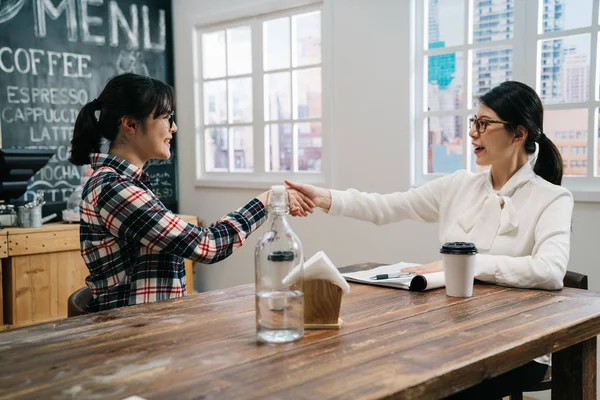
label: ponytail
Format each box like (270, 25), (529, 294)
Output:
(69, 100), (103, 166)
(479, 81), (564, 187)
(533, 133), (563, 186)
(68, 73), (175, 167)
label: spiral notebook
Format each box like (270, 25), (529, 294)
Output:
(341, 263), (445, 292)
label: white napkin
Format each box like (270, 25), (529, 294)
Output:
(282, 251), (351, 294)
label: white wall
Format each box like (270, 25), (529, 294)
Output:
(173, 0), (440, 292)
(173, 1), (600, 397)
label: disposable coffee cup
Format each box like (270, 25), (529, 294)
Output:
(440, 242), (478, 297)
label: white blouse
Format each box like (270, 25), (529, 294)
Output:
(329, 162), (574, 291)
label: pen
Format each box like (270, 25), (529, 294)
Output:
(369, 272), (415, 280)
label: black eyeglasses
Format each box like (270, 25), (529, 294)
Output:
(168, 114), (175, 129)
(469, 116), (509, 134)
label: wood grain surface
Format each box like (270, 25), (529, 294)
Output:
(0, 263), (598, 399)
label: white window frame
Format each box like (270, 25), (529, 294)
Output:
(192, 1), (330, 189)
(413, 0), (600, 202)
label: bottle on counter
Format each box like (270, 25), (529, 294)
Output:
(64, 166), (92, 223)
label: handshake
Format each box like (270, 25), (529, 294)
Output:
(277, 180), (332, 218)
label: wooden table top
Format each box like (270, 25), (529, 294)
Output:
(1, 263), (600, 399)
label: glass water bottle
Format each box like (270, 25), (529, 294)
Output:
(255, 185), (304, 344)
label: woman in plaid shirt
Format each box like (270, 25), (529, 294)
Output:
(69, 73), (314, 311)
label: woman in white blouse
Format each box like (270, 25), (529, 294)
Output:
(287, 81), (572, 398)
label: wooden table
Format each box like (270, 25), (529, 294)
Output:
(1, 215), (197, 329)
(0, 263), (599, 399)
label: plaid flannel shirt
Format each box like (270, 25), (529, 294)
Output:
(80, 153), (267, 311)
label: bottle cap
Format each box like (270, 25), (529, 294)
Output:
(270, 185), (287, 208)
(271, 185), (286, 194)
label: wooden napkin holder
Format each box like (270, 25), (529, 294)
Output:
(304, 279), (344, 330)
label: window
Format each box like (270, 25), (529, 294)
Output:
(571, 160), (588, 168)
(193, 6), (324, 187)
(572, 146), (588, 155)
(416, 0), (514, 175)
(414, 0), (600, 196)
(559, 146), (568, 155)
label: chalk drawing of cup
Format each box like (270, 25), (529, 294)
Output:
(116, 50), (150, 76)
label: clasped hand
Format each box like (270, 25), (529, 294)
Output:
(264, 180), (330, 217)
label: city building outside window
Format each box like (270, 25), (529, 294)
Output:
(414, 0), (600, 198)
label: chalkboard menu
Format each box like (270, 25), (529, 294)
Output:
(0, 0), (178, 211)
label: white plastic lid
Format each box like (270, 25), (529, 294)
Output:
(270, 185), (287, 208)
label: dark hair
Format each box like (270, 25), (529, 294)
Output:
(69, 73), (175, 165)
(479, 81), (563, 185)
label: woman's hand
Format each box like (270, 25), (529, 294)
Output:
(401, 260), (443, 275)
(287, 188), (316, 217)
(285, 180), (332, 211)
(257, 189), (316, 217)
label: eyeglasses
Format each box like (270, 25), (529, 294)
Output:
(168, 114), (175, 129)
(468, 117), (509, 134)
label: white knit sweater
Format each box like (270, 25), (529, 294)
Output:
(330, 162), (573, 291)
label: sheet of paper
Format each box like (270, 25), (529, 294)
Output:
(341, 263), (420, 289)
(342, 263), (446, 291)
